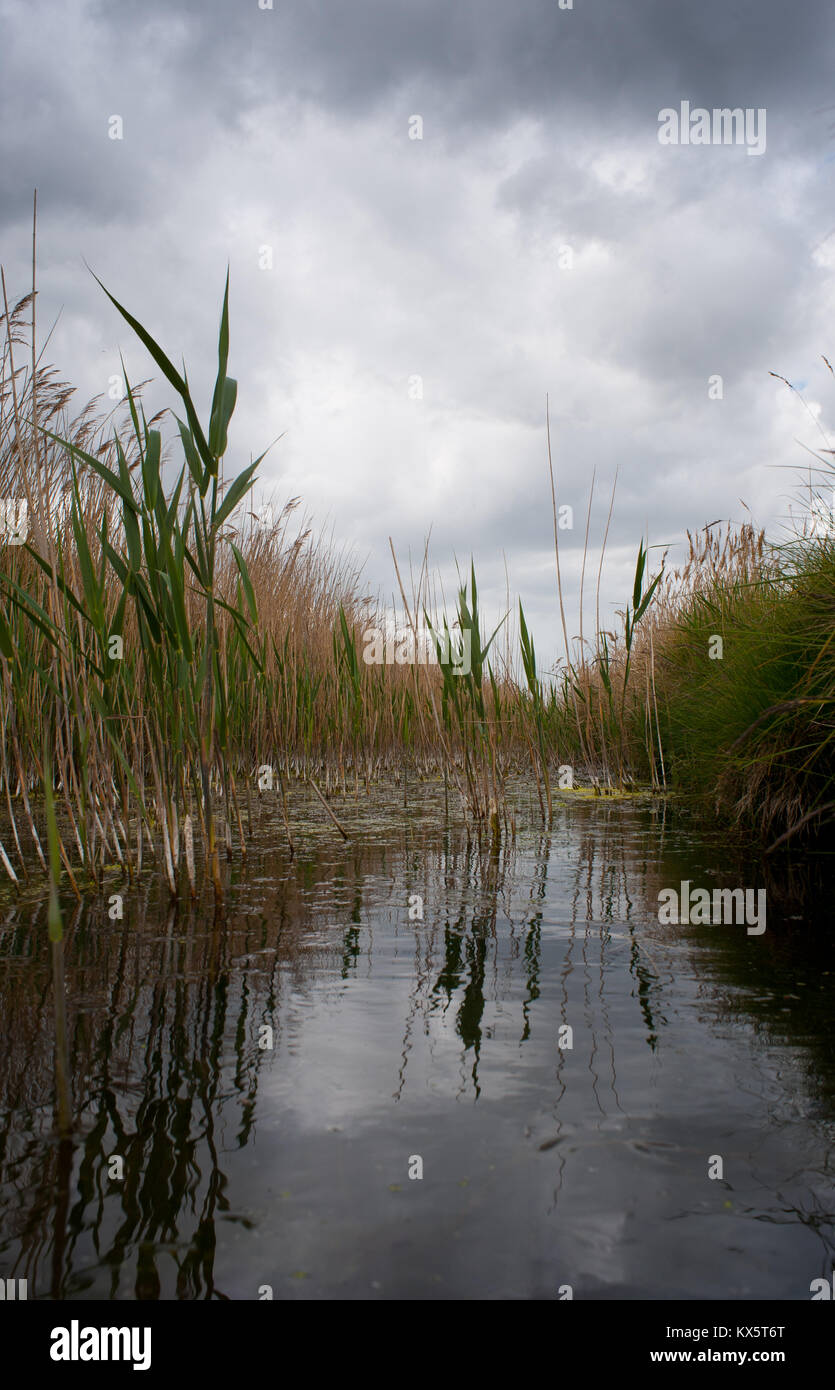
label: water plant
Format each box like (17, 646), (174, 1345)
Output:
(1, 271), (267, 902)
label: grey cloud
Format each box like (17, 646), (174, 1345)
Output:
(1, 0), (832, 672)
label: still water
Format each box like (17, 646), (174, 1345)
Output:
(1, 785), (833, 1300)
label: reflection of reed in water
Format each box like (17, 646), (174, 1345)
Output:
(0, 795), (676, 1297)
(2, 792), (830, 1299)
(0, 869), (343, 1299)
(389, 801), (668, 1111)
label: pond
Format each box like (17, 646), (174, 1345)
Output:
(1, 784), (833, 1300)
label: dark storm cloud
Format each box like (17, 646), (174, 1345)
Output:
(95, 0), (835, 128)
(1, 0), (833, 669)
(3, 0), (832, 242)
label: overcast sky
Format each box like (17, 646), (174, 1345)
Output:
(2, 0), (835, 670)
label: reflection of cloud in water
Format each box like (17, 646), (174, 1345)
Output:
(0, 785), (833, 1298)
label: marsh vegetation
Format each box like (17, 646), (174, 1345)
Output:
(0, 267), (832, 913)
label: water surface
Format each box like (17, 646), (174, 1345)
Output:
(1, 786), (833, 1299)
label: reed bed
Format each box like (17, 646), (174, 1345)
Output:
(0, 269), (833, 906)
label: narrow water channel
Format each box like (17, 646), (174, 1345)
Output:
(1, 788), (833, 1299)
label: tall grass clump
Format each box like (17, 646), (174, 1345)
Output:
(0, 272), (268, 902)
(425, 563), (507, 830)
(564, 508), (835, 846)
(649, 520), (835, 844)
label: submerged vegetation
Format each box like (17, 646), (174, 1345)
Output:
(0, 267), (833, 904)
